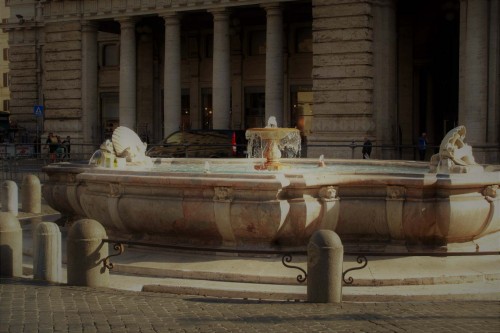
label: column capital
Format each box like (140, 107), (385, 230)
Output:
(115, 16), (138, 29)
(261, 2), (282, 13)
(209, 7), (230, 20)
(159, 11), (181, 22)
(81, 20), (98, 33)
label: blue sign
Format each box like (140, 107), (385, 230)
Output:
(33, 105), (44, 117)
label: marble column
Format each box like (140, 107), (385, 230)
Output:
(117, 17), (137, 130)
(162, 13), (182, 137)
(263, 3), (284, 127)
(372, 0), (397, 159)
(459, 0), (489, 145)
(211, 8), (231, 129)
(81, 21), (98, 146)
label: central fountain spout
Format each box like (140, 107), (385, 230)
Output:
(246, 116), (301, 171)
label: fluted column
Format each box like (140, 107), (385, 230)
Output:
(162, 13), (182, 137)
(81, 21), (98, 147)
(211, 8), (231, 129)
(263, 3), (284, 127)
(459, 0), (488, 145)
(117, 17), (137, 130)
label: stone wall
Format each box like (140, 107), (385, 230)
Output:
(43, 21), (83, 135)
(8, 30), (38, 125)
(308, 0), (374, 158)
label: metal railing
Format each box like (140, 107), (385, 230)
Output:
(100, 238), (499, 285)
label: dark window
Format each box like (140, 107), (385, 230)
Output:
(2, 48), (8, 61)
(244, 87), (265, 128)
(181, 88), (190, 130)
(3, 100), (9, 112)
(103, 44), (119, 67)
(2, 73), (9, 87)
(205, 34), (213, 58)
(296, 27), (312, 53)
(249, 30), (266, 56)
(201, 88), (212, 129)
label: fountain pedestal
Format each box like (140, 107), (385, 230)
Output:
(246, 127), (301, 171)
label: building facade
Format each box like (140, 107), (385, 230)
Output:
(2, 0), (499, 163)
(0, 1), (10, 116)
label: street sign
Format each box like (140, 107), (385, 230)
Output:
(33, 105), (44, 117)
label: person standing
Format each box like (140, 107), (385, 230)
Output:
(418, 132), (427, 161)
(62, 136), (71, 159)
(45, 132), (58, 162)
(362, 137), (372, 159)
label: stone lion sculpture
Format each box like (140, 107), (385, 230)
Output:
(429, 125), (483, 173)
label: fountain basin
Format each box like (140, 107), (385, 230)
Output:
(42, 158), (500, 251)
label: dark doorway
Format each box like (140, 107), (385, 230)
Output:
(397, 0), (460, 147)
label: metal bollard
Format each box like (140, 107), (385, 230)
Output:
(0, 212), (22, 277)
(34, 222), (62, 283)
(1, 180), (18, 216)
(67, 219), (109, 287)
(22, 174), (41, 214)
(307, 230), (344, 303)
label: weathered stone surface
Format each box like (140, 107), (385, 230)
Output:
(8, 69), (39, 77)
(46, 31), (82, 43)
(10, 83), (37, 97)
(7, 45), (36, 55)
(99, 70), (120, 87)
(314, 40), (372, 54)
(45, 70), (81, 81)
(44, 119), (83, 132)
(313, 78), (373, 90)
(10, 76), (37, 85)
(314, 53), (373, 66)
(312, 102), (372, 115)
(313, 2), (371, 17)
(9, 58), (36, 69)
(44, 79), (82, 90)
(44, 107), (82, 118)
(45, 60), (82, 71)
(45, 21), (82, 33)
(311, 114), (374, 132)
(314, 90), (372, 103)
(9, 91), (38, 100)
(44, 89), (82, 100)
(314, 28), (372, 42)
(44, 41), (82, 52)
(312, 64), (373, 78)
(44, 50), (82, 61)
(313, 16), (372, 30)
(45, 99), (82, 109)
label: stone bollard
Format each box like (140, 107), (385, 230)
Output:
(1, 180), (18, 216)
(307, 230), (343, 303)
(21, 174), (41, 214)
(34, 222), (62, 283)
(0, 212), (22, 277)
(67, 219), (109, 287)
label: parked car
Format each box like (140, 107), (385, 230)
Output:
(146, 130), (247, 158)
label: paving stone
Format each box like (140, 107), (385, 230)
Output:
(1, 278), (499, 333)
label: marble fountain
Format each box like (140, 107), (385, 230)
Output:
(42, 122), (500, 253)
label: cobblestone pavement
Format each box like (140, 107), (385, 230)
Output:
(1, 278), (499, 333)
